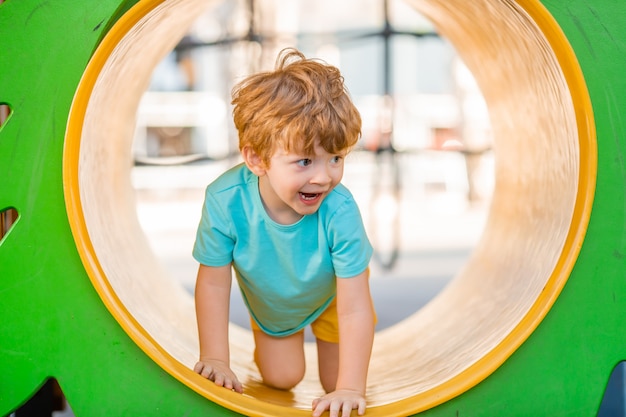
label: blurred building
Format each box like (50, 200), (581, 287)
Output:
(132, 0), (493, 202)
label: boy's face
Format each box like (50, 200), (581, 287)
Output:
(257, 142), (346, 225)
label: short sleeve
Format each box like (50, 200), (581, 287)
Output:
(192, 190), (235, 267)
(327, 198), (373, 278)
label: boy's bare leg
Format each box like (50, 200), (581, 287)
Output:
(253, 329), (306, 390)
(316, 338), (339, 393)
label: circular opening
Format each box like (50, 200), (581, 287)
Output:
(63, 0), (595, 415)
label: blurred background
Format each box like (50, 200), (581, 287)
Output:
(130, 0), (494, 333)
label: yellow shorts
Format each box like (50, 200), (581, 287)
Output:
(250, 297), (340, 343)
(250, 296), (377, 344)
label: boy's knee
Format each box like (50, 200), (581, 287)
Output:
(260, 365), (305, 390)
(253, 331), (306, 390)
(320, 374), (336, 394)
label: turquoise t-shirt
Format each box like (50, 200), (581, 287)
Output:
(192, 163), (372, 337)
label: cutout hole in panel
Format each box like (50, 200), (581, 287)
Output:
(598, 361), (626, 417)
(0, 207), (18, 241)
(13, 378), (70, 416)
(0, 103), (12, 128)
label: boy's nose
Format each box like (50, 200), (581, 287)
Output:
(310, 165), (332, 185)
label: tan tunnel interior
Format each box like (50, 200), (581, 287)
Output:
(70, 0), (582, 415)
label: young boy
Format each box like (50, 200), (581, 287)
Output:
(192, 48), (375, 417)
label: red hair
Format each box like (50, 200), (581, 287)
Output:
(231, 48), (362, 166)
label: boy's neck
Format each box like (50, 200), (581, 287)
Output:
(257, 177), (304, 225)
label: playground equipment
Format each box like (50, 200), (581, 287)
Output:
(1, 0), (624, 415)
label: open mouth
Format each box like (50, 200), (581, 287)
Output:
(299, 192), (321, 202)
(300, 193), (319, 200)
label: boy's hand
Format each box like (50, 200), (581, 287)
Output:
(312, 389), (366, 417)
(194, 359), (243, 393)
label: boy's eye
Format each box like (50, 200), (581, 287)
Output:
(331, 156), (343, 164)
(297, 159), (312, 167)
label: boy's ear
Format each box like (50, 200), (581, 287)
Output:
(241, 146), (267, 176)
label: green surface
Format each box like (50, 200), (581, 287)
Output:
(0, 0), (624, 416)
(0, 1), (234, 415)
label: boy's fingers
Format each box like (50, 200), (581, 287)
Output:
(358, 399), (366, 415)
(329, 400), (341, 417)
(202, 366), (214, 379)
(341, 401), (354, 417)
(311, 398), (328, 417)
(193, 361), (207, 375)
(193, 362), (214, 380)
(233, 380), (244, 393)
(213, 373), (225, 387)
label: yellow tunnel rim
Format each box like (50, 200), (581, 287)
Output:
(62, 0), (596, 416)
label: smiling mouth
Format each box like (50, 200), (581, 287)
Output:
(300, 193), (323, 204)
(299, 192), (321, 201)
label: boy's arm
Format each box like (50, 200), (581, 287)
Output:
(313, 268), (375, 417)
(193, 263), (243, 393)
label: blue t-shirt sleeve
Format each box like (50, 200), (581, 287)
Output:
(327, 197), (373, 278)
(192, 189), (234, 267)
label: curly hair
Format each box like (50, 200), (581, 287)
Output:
(231, 48), (362, 166)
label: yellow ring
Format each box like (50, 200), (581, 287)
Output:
(63, 0), (596, 415)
